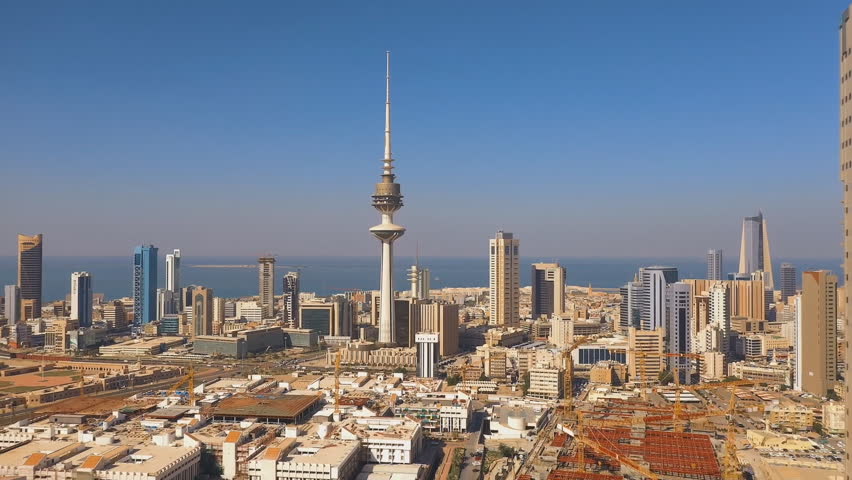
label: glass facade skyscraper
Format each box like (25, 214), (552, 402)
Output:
(133, 245), (158, 325)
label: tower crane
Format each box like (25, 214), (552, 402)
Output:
(166, 365), (196, 407)
(561, 333), (611, 412)
(572, 410), (661, 480)
(334, 350), (342, 417)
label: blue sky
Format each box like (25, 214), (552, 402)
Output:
(0, 1), (845, 258)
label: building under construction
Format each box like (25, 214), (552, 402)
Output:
(557, 426), (721, 480)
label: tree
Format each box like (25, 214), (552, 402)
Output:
(814, 422), (825, 436)
(478, 373), (489, 382)
(498, 444), (515, 458)
(827, 390), (840, 401)
(521, 372), (530, 394)
(446, 374), (461, 386)
(393, 366), (408, 374)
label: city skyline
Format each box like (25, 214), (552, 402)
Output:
(1, 2), (845, 258)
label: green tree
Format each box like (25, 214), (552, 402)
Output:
(497, 444), (515, 458)
(393, 366), (408, 374)
(446, 374), (461, 386)
(521, 372), (530, 394)
(827, 390), (840, 401)
(814, 422), (825, 436)
(478, 373), (489, 382)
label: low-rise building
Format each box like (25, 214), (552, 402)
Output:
(98, 336), (185, 356)
(338, 417), (423, 464)
(728, 362), (792, 388)
(248, 438), (361, 480)
(589, 361), (627, 386)
(527, 367), (563, 400)
(485, 328), (526, 348)
(822, 402), (845, 434)
(767, 403), (815, 432)
(391, 393), (471, 433)
(194, 326), (286, 358)
(486, 403), (550, 440)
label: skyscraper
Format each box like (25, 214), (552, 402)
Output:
(666, 282), (692, 379)
(283, 271), (300, 328)
(797, 270), (838, 395)
(192, 286), (214, 337)
(370, 52), (405, 345)
(708, 283), (731, 354)
(638, 266), (678, 331)
(531, 263), (566, 319)
(780, 263), (797, 303)
(489, 231), (520, 327)
(166, 249), (181, 292)
(839, 7), (852, 469)
(70, 272), (93, 328)
(4, 285), (20, 325)
(17, 234), (43, 320)
(133, 245), (158, 326)
(737, 212), (774, 289)
(258, 256), (276, 319)
(706, 249), (723, 281)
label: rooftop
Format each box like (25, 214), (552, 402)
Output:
(212, 394), (320, 419)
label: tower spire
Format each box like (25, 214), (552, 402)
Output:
(384, 51), (393, 171)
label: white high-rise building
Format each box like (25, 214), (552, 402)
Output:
(70, 271), (92, 327)
(707, 249), (723, 281)
(489, 231), (520, 327)
(708, 283), (731, 354)
(793, 294), (803, 391)
(166, 249), (181, 292)
(370, 52), (405, 345)
(638, 266), (678, 331)
(4, 285), (20, 324)
(416, 332), (439, 378)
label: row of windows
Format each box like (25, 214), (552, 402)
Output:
(843, 93), (852, 105)
(843, 70), (852, 83)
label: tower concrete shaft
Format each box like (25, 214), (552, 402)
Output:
(371, 52), (405, 345)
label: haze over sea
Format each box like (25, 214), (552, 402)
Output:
(0, 256), (841, 303)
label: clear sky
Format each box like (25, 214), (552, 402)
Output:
(0, 1), (845, 258)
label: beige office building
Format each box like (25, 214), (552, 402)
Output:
(258, 256), (276, 319)
(797, 270), (837, 395)
(411, 300), (459, 357)
(527, 367), (564, 400)
(627, 327), (665, 383)
(192, 286), (214, 338)
(683, 279), (766, 321)
(489, 231), (520, 327)
(840, 8), (852, 476)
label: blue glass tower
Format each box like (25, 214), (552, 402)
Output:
(133, 245), (158, 325)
